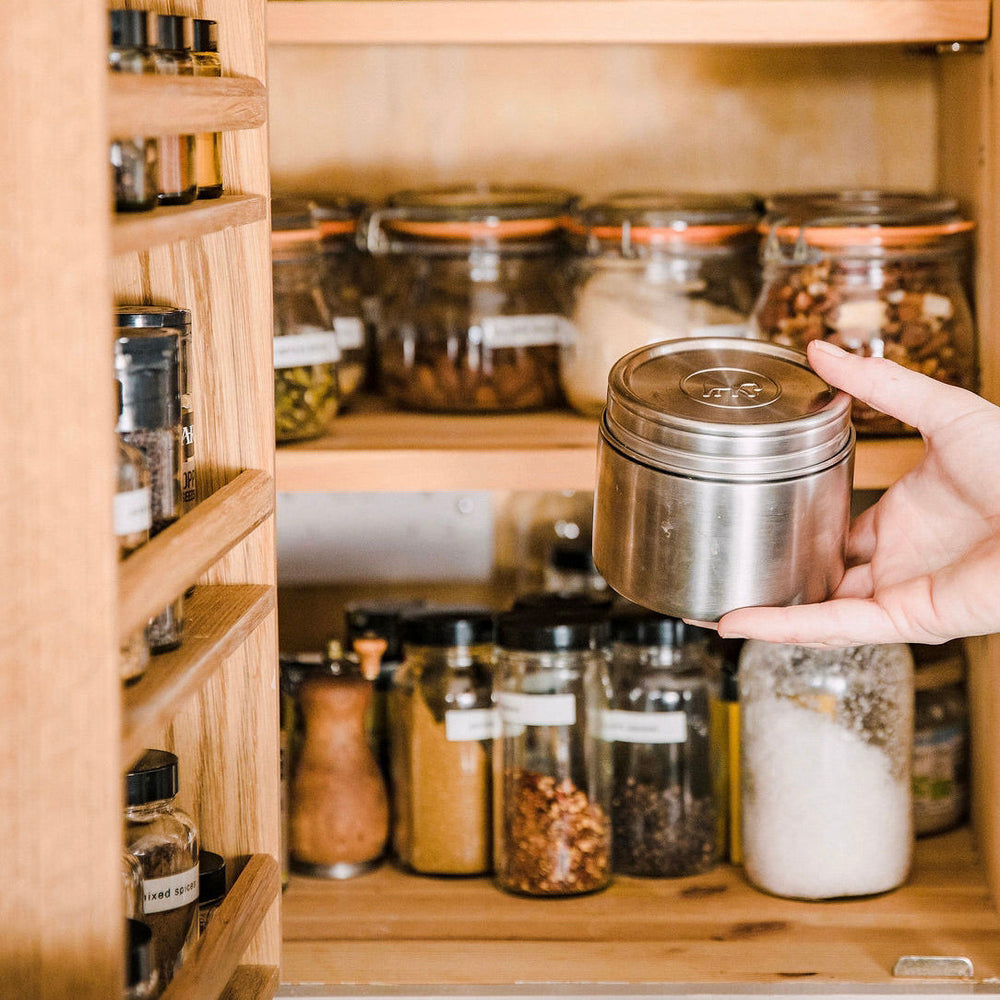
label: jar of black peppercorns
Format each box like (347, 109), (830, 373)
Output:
(493, 609), (612, 896)
(607, 606), (718, 877)
(752, 193), (977, 436)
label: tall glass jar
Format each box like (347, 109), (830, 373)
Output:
(607, 608), (717, 877)
(116, 431), (151, 684)
(752, 193), (976, 435)
(390, 608), (496, 875)
(190, 19), (223, 200)
(739, 641), (914, 899)
(562, 192), (761, 417)
(493, 610), (613, 896)
(363, 185), (577, 412)
(310, 193), (368, 405)
(272, 198), (342, 442)
(124, 750), (199, 997)
(151, 15), (197, 206)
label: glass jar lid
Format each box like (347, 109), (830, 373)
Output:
(271, 195), (322, 254)
(125, 749), (179, 805)
(762, 189), (960, 226)
(570, 191), (761, 255)
(309, 192), (365, 244)
(363, 184), (577, 253)
(603, 337), (853, 479)
(116, 303), (191, 330)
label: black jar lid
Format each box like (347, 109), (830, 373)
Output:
(510, 590), (614, 614)
(497, 609), (611, 653)
(154, 13), (188, 52)
(191, 18), (218, 53)
(126, 919), (154, 990)
(126, 749), (179, 806)
(110, 9), (148, 49)
(116, 303), (191, 331)
(548, 539), (601, 575)
(199, 851), (227, 903)
(610, 604), (710, 648)
(401, 607), (496, 648)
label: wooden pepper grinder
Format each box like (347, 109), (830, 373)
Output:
(289, 641), (389, 878)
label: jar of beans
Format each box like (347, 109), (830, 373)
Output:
(362, 185), (577, 412)
(752, 192), (976, 435)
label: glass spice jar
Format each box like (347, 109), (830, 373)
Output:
(911, 641), (969, 837)
(390, 608), (497, 875)
(272, 198), (342, 443)
(151, 15), (197, 206)
(493, 609), (613, 896)
(197, 851), (226, 932)
(190, 19), (223, 200)
(310, 193), (368, 405)
(751, 193), (977, 435)
(124, 750), (199, 997)
(562, 192), (761, 417)
(542, 537), (608, 598)
(108, 9), (158, 213)
(739, 641), (914, 899)
(363, 184), (577, 412)
(607, 607), (718, 877)
(125, 919), (158, 1000)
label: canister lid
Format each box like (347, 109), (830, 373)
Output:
(126, 749), (178, 805)
(116, 303), (191, 330)
(400, 607), (496, 648)
(602, 337), (853, 478)
(497, 609), (611, 653)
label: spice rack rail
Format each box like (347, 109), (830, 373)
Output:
(273, 400), (927, 493)
(266, 0), (989, 46)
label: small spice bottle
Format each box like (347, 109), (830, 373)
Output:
(542, 538), (608, 598)
(125, 919), (158, 1000)
(911, 641), (969, 836)
(272, 197), (342, 443)
(115, 330), (185, 653)
(607, 607), (718, 877)
(124, 750), (199, 996)
(190, 19), (223, 200)
(390, 608), (497, 875)
(197, 851), (226, 932)
(151, 15), (197, 206)
(493, 609), (613, 896)
(739, 641), (914, 899)
(108, 9), (158, 213)
(122, 848), (144, 921)
(287, 643), (389, 878)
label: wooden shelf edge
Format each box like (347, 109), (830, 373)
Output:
(122, 583), (275, 763)
(161, 854), (281, 1000)
(109, 74), (266, 138)
(266, 0), (989, 46)
(220, 965), (279, 1000)
(113, 195), (268, 256)
(119, 469), (275, 641)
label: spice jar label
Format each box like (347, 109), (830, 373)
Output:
(479, 315), (577, 349)
(444, 708), (498, 742)
(114, 486), (152, 536)
(142, 865), (200, 914)
(333, 317), (365, 350)
(601, 709), (687, 744)
(497, 692), (576, 728)
(273, 329), (342, 369)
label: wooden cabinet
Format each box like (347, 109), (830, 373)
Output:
(266, 0), (1000, 992)
(2, 3), (279, 999)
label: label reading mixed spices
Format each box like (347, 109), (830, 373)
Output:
(114, 487), (152, 537)
(602, 709), (687, 744)
(496, 692), (576, 728)
(273, 329), (341, 370)
(444, 708), (498, 742)
(479, 315), (576, 349)
(142, 865), (200, 913)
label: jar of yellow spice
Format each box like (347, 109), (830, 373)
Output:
(390, 608), (497, 875)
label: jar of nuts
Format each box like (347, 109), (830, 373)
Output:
(493, 608), (613, 896)
(272, 197), (342, 443)
(362, 185), (577, 412)
(752, 193), (976, 435)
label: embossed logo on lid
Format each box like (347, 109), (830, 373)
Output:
(681, 367), (781, 409)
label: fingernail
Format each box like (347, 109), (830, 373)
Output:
(808, 339), (848, 358)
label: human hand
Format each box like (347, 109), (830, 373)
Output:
(715, 338), (1000, 647)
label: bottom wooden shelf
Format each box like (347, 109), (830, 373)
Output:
(281, 828), (998, 988)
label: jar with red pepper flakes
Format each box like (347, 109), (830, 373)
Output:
(362, 185), (577, 412)
(751, 193), (977, 435)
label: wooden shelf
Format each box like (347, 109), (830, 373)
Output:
(282, 828), (998, 988)
(267, 0), (989, 46)
(273, 400), (925, 493)
(119, 469), (274, 642)
(161, 854), (280, 1000)
(109, 74), (266, 138)
(113, 195), (268, 257)
(221, 967), (280, 1000)
(122, 583), (275, 764)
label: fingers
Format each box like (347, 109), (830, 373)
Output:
(831, 562), (874, 599)
(806, 340), (980, 438)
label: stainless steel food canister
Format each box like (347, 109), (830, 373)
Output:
(593, 338), (854, 622)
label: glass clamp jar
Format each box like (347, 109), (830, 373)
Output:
(363, 184), (578, 412)
(562, 192), (762, 417)
(272, 197), (342, 443)
(752, 192), (976, 435)
(739, 641), (914, 900)
(493, 609), (613, 896)
(607, 607), (718, 877)
(390, 607), (497, 876)
(309, 193), (368, 405)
